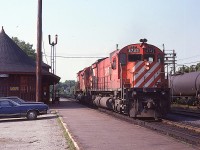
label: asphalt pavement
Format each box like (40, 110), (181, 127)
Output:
(54, 98), (198, 150)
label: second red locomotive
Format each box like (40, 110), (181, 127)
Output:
(75, 39), (170, 118)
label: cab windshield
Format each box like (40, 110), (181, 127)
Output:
(128, 54), (142, 62)
(144, 54), (154, 62)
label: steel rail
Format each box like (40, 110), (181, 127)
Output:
(171, 109), (200, 118)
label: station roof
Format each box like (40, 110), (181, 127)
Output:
(0, 27), (60, 83)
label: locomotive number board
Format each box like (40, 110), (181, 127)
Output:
(128, 47), (140, 53)
(145, 48), (155, 53)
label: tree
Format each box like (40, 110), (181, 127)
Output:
(178, 65), (189, 73)
(55, 80), (76, 97)
(177, 63), (200, 74)
(12, 37), (36, 60)
(196, 63), (200, 71)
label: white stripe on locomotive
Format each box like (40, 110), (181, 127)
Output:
(144, 68), (161, 87)
(134, 62), (160, 88)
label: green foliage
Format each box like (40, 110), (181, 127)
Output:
(55, 80), (76, 97)
(177, 63), (200, 73)
(196, 63), (200, 71)
(12, 37), (36, 60)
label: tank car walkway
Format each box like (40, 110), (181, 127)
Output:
(52, 98), (197, 150)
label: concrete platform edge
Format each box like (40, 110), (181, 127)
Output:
(56, 111), (80, 150)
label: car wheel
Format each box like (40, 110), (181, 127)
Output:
(27, 111), (37, 120)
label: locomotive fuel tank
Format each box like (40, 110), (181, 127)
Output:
(94, 97), (113, 110)
(170, 71), (200, 96)
(99, 97), (113, 110)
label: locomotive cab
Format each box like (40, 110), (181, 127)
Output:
(116, 39), (170, 118)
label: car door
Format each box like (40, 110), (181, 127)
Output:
(0, 100), (20, 117)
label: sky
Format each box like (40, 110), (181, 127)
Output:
(1, 0), (200, 82)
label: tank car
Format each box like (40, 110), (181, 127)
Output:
(75, 39), (170, 118)
(169, 71), (200, 106)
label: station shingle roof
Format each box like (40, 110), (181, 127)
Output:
(0, 27), (36, 72)
(0, 27), (60, 82)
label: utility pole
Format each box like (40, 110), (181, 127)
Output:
(163, 44), (176, 75)
(49, 34), (58, 103)
(36, 0), (42, 102)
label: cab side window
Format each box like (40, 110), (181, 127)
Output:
(112, 58), (116, 70)
(157, 54), (164, 63)
(119, 53), (127, 65)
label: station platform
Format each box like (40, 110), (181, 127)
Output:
(52, 98), (197, 150)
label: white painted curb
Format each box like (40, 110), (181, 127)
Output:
(57, 112), (80, 150)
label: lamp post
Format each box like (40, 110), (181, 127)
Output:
(48, 34), (58, 103)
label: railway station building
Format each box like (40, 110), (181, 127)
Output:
(0, 27), (60, 103)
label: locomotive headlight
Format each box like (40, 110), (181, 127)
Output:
(145, 62), (150, 70)
(146, 62), (150, 66)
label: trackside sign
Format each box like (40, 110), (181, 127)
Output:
(0, 74), (9, 77)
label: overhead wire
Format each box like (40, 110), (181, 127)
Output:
(56, 55), (104, 58)
(43, 55), (104, 59)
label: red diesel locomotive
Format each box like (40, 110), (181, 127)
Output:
(75, 39), (170, 118)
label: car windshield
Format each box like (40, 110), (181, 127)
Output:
(12, 98), (25, 104)
(10, 100), (21, 106)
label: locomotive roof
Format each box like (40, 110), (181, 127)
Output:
(92, 57), (108, 65)
(120, 43), (162, 51)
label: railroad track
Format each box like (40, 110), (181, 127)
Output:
(171, 108), (200, 118)
(98, 108), (200, 148)
(162, 119), (200, 133)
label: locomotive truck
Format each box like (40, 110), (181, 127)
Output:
(75, 39), (170, 118)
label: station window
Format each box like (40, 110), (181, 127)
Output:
(128, 54), (142, 62)
(144, 54), (155, 62)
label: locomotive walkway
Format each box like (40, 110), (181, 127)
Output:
(52, 98), (198, 150)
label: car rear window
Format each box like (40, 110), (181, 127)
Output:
(0, 101), (12, 107)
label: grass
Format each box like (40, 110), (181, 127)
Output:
(56, 113), (77, 150)
(171, 104), (199, 110)
(171, 104), (200, 112)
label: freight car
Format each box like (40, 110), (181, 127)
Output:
(75, 39), (170, 118)
(169, 71), (200, 107)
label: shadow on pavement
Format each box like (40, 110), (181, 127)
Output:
(50, 98), (87, 110)
(0, 114), (58, 123)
